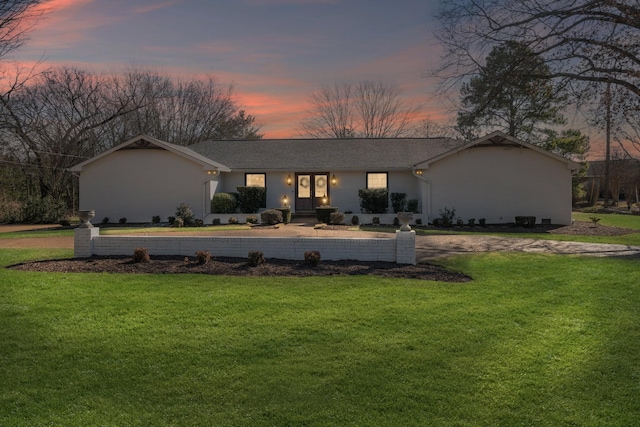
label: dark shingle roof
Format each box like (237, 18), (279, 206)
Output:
(188, 138), (459, 171)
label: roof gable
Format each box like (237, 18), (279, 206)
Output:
(69, 135), (231, 173)
(415, 131), (582, 171)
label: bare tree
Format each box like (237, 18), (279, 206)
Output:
(105, 69), (262, 146)
(0, 0), (45, 59)
(299, 80), (420, 138)
(434, 0), (640, 96)
(299, 83), (355, 138)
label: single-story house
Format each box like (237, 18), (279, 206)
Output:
(69, 131), (581, 225)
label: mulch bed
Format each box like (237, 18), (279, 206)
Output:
(9, 256), (472, 282)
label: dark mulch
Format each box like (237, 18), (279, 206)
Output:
(9, 256), (472, 282)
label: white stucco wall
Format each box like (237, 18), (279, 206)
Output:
(421, 146), (573, 225)
(79, 149), (216, 223)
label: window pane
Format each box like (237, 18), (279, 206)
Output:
(367, 173), (387, 189)
(246, 174), (265, 187)
(298, 175), (311, 198)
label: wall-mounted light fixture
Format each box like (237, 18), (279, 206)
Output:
(415, 169), (423, 176)
(286, 174), (292, 186)
(206, 170), (218, 176)
(282, 195), (289, 207)
(331, 174), (337, 185)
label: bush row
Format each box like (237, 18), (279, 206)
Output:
(131, 248), (324, 267)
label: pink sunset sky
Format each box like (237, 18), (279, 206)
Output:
(14, 0), (445, 139)
(10, 0), (616, 158)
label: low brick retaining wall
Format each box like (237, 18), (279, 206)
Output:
(74, 228), (416, 264)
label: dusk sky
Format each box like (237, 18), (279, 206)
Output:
(16, 0), (442, 139)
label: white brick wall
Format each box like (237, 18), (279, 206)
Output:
(75, 228), (416, 264)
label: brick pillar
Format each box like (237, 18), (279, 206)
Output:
(74, 227), (99, 258)
(395, 230), (416, 265)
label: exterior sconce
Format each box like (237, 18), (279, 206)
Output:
(415, 169), (423, 175)
(286, 174), (292, 186)
(282, 195), (289, 207)
(322, 194), (328, 206)
(331, 174), (337, 185)
(206, 170), (218, 176)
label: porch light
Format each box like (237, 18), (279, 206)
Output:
(282, 195), (289, 207)
(415, 169), (423, 175)
(322, 194), (328, 206)
(207, 170), (218, 175)
(286, 174), (292, 186)
(331, 174), (337, 185)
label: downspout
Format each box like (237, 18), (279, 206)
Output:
(412, 167), (431, 223)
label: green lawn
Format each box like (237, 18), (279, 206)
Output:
(1, 248), (639, 426)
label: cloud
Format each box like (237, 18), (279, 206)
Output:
(133, 1), (185, 14)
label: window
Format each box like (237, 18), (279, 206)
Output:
(367, 172), (388, 189)
(245, 173), (266, 187)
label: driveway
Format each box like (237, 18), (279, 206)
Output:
(2, 223), (639, 260)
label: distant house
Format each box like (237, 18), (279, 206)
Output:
(70, 131), (580, 225)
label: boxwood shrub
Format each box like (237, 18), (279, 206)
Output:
(212, 192), (237, 214)
(237, 186), (266, 213)
(358, 188), (389, 214)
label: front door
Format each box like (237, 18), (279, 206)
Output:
(295, 173), (329, 211)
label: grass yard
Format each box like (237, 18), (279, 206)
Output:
(1, 248), (639, 426)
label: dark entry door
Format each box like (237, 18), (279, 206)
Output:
(295, 173), (329, 211)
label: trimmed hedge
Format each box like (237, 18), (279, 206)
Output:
(237, 186), (266, 213)
(358, 188), (389, 214)
(212, 193), (237, 213)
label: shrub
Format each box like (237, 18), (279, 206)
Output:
(456, 218), (464, 227)
(304, 250), (321, 266)
(407, 199), (419, 213)
(174, 217), (184, 227)
(260, 209), (283, 225)
(59, 219), (71, 227)
(237, 186), (266, 213)
(211, 218), (221, 225)
(152, 215), (161, 224)
(479, 218), (486, 226)
(515, 216), (536, 227)
(246, 216), (258, 224)
(175, 203), (194, 226)
(119, 217), (127, 224)
(194, 218), (204, 227)
(329, 211), (344, 225)
(468, 218), (476, 226)
(102, 217), (110, 224)
(393, 216), (400, 226)
(167, 216), (175, 225)
(351, 215), (360, 225)
(0, 200), (22, 223)
(316, 206), (338, 224)
(372, 216), (380, 225)
(438, 207), (456, 227)
(358, 188), (389, 213)
(276, 208), (291, 224)
(195, 250), (211, 265)
(390, 192), (407, 213)
(247, 250), (265, 266)
(212, 193), (237, 214)
(20, 196), (67, 224)
(228, 217), (239, 224)
(415, 218), (422, 225)
(132, 247), (150, 263)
